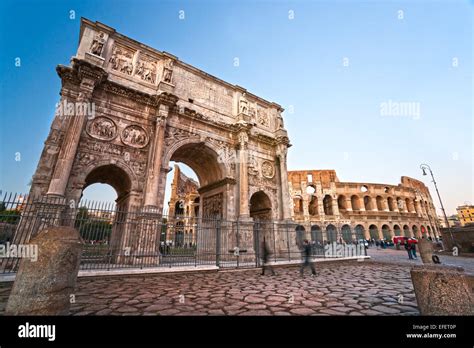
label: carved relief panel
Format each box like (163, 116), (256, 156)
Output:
(121, 125), (149, 148)
(257, 106), (270, 128)
(74, 136), (148, 178)
(109, 44), (135, 76)
(135, 53), (158, 84)
(86, 116), (118, 141)
(165, 127), (200, 147)
(261, 161), (275, 179)
(202, 193), (223, 218)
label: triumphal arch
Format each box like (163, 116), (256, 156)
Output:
(25, 19), (293, 265)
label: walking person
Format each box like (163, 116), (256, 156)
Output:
(410, 239), (418, 259)
(261, 239), (276, 276)
(404, 240), (413, 260)
(300, 240), (317, 277)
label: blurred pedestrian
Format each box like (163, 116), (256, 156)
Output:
(261, 239), (276, 276)
(410, 239), (418, 259)
(300, 240), (316, 277)
(404, 241), (413, 260)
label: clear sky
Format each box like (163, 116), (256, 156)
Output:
(0, 0), (472, 215)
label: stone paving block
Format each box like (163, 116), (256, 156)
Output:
(0, 261), (426, 316)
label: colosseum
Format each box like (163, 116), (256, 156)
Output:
(288, 170), (440, 242)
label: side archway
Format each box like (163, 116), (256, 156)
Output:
(381, 224), (391, 240)
(341, 224), (352, 243)
(369, 224), (379, 240)
(326, 224), (337, 242)
(393, 224), (401, 236)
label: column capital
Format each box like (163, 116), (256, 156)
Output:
(73, 58), (108, 89)
(155, 105), (169, 127)
(155, 92), (179, 107)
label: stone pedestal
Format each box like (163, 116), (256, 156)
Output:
(418, 238), (434, 264)
(158, 80), (175, 93)
(129, 210), (161, 266)
(5, 226), (83, 315)
(410, 265), (473, 315)
(84, 52), (105, 67)
(235, 220), (257, 264)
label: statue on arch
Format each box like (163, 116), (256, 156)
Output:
(90, 32), (106, 57)
(239, 94), (249, 115)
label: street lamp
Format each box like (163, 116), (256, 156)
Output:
(420, 163), (454, 247)
(414, 188), (436, 239)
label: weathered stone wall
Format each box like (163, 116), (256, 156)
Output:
(440, 226), (474, 252)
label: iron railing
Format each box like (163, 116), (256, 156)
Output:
(0, 191), (368, 274)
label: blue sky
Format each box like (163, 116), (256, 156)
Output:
(0, 0), (472, 215)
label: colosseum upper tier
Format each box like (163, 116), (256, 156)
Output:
(288, 170), (440, 241)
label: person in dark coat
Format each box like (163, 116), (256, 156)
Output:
(261, 239), (276, 276)
(404, 240), (413, 260)
(300, 239), (316, 277)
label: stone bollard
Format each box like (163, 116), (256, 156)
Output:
(5, 226), (83, 315)
(410, 265), (474, 315)
(417, 238), (434, 264)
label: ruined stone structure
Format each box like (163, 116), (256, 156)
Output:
(168, 164), (199, 218)
(167, 165), (199, 246)
(288, 170), (440, 241)
(25, 19), (292, 263)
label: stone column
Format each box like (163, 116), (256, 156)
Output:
(143, 104), (169, 209)
(345, 197), (352, 212)
(277, 144), (292, 220)
(47, 65), (106, 197)
(383, 197), (390, 212)
(331, 197), (339, 216)
(238, 131), (250, 219)
(359, 199), (366, 212)
(302, 185), (310, 217)
(415, 200), (422, 216)
(418, 238), (434, 264)
(370, 196), (377, 211)
(395, 198), (403, 213)
(317, 195), (325, 216)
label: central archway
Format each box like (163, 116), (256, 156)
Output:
(163, 141), (228, 219)
(163, 141), (230, 266)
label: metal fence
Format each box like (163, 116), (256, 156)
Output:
(0, 192), (367, 274)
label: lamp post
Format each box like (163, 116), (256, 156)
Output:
(420, 164), (454, 247)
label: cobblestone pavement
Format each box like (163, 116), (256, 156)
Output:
(367, 247), (474, 273)
(0, 261), (420, 316)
